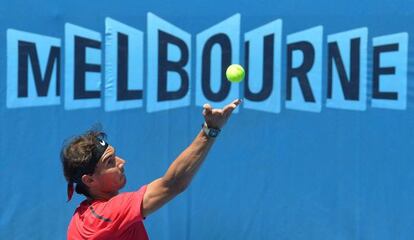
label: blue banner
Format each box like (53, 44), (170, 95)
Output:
(1, 0), (413, 239)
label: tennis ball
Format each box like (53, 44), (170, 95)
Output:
(226, 64), (245, 83)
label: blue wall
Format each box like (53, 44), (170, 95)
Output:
(1, 0), (414, 239)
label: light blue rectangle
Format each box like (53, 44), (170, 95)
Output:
(105, 18), (144, 112)
(326, 27), (368, 111)
(371, 32), (408, 110)
(195, 14), (240, 112)
(244, 19), (282, 113)
(147, 13), (191, 113)
(64, 23), (102, 110)
(6, 29), (61, 108)
(285, 26), (323, 112)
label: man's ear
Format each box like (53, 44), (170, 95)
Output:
(81, 174), (96, 188)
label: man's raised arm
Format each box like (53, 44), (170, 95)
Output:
(142, 99), (242, 217)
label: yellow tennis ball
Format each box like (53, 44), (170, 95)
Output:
(226, 64), (245, 83)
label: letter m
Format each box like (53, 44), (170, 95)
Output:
(7, 29), (61, 108)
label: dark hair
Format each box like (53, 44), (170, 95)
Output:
(61, 130), (107, 197)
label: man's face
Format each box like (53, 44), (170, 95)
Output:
(91, 145), (127, 196)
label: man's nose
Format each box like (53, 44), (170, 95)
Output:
(116, 157), (125, 168)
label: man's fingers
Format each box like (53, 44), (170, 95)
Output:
(203, 104), (212, 116)
(223, 99), (242, 116)
(232, 98), (242, 107)
(223, 104), (236, 116)
(203, 99), (241, 117)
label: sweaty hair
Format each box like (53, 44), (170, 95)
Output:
(61, 130), (107, 198)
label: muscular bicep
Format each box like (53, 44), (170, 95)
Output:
(142, 178), (181, 217)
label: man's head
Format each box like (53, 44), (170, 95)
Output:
(61, 130), (126, 201)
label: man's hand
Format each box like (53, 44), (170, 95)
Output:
(202, 99), (242, 129)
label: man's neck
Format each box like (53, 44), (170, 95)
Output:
(89, 190), (119, 201)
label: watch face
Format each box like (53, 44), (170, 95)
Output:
(202, 123), (220, 137)
(210, 129), (219, 137)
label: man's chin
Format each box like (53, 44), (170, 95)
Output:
(120, 175), (127, 188)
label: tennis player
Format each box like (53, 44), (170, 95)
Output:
(61, 99), (241, 239)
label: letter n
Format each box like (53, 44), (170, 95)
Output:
(327, 28), (368, 111)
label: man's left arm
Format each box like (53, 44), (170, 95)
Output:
(141, 99), (242, 217)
